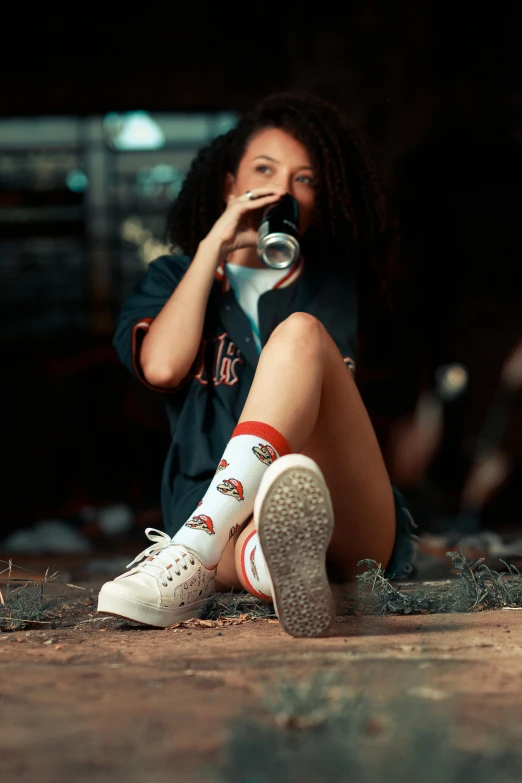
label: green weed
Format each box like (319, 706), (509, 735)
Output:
(355, 544), (522, 616)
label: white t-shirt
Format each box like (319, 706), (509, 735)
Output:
(225, 262), (290, 352)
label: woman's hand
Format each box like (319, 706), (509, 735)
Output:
(205, 186), (286, 262)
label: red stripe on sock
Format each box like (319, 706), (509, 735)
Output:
(240, 530), (272, 601)
(232, 421), (291, 457)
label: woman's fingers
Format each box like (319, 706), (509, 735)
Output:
(222, 191), (281, 234)
(234, 196), (281, 212)
(240, 186), (286, 200)
(232, 187), (285, 210)
(210, 187), (286, 259)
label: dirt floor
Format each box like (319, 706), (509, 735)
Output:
(2, 539), (522, 782)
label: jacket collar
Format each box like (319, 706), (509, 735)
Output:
(214, 256), (307, 371)
(215, 256), (305, 292)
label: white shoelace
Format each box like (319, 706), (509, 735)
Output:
(126, 528), (196, 587)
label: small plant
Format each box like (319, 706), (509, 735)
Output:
(215, 671), (520, 783)
(0, 560), (61, 631)
(354, 544), (522, 616)
(262, 670), (371, 730)
(202, 590), (277, 621)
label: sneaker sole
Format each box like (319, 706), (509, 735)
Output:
(256, 462), (335, 638)
(97, 587), (212, 628)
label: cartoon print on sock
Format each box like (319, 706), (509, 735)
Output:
(252, 443), (277, 466)
(215, 459), (229, 474)
(217, 478), (244, 501)
(228, 522), (242, 540)
(185, 514), (215, 535)
(250, 545), (259, 581)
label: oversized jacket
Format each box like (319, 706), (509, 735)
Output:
(114, 253), (358, 537)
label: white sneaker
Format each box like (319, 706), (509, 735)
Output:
(253, 454), (336, 638)
(97, 529), (216, 627)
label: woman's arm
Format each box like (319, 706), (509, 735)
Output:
(140, 186), (285, 389)
(139, 238), (221, 388)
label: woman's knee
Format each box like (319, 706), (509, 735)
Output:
(266, 312), (326, 354)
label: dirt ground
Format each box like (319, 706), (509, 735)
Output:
(1, 571), (522, 782)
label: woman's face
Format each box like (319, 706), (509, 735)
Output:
(227, 127), (316, 234)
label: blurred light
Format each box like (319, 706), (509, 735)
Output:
(98, 504), (134, 536)
(211, 112), (239, 138)
(65, 169), (88, 192)
(167, 181), (183, 199)
(103, 111), (165, 150)
(151, 164), (176, 183)
(121, 216), (144, 244)
(142, 237), (169, 264)
(435, 363), (469, 401)
(135, 164), (185, 200)
(501, 340), (522, 390)
(121, 216), (169, 265)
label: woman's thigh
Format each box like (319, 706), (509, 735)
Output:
(301, 342), (396, 581)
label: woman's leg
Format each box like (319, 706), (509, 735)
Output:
(218, 312), (396, 591)
(215, 519), (250, 591)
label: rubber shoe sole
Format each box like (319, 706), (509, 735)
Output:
(255, 455), (336, 638)
(97, 584), (212, 628)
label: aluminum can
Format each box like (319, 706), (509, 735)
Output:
(257, 193), (300, 269)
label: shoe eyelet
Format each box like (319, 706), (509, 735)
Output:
(190, 559), (195, 565)
(162, 582), (167, 587)
(183, 565), (188, 570)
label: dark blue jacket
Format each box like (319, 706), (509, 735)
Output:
(114, 254), (357, 536)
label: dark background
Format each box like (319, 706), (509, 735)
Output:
(1, 4), (522, 542)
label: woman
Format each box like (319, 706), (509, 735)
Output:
(98, 91), (419, 637)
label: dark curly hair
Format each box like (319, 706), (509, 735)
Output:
(166, 91), (399, 299)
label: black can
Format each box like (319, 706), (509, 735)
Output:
(257, 194), (301, 269)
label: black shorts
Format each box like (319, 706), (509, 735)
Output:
(382, 487), (419, 580)
(326, 486), (420, 583)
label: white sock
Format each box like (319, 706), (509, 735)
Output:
(172, 421), (291, 567)
(239, 529), (273, 600)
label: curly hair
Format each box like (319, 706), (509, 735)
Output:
(166, 91), (399, 298)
